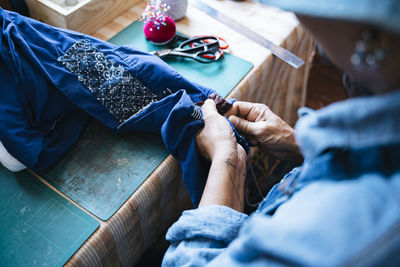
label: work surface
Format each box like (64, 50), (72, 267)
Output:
(30, 0), (314, 265)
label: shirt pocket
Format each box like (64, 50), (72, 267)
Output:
(257, 167), (302, 215)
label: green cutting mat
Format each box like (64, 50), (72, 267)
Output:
(0, 166), (99, 267)
(39, 21), (253, 221)
(41, 121), (168, 221)
(109, 20), (254, 97)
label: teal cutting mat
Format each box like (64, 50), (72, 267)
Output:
(109, 20), (254, 97)
(40, 122), (169, 220)
(0, 166), (99, 267)
(39, 21), (253, 221)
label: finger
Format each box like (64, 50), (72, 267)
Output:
(225, 101), (263, 122)
(247, 136), (259, 146)
(195, 129), (210, 160)
(229, 115), (257, 135)
(225, 101), (251, 117)
(201, 99), (218, 120)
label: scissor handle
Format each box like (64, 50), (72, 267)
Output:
(152, 35), (226, 63)
(185, 35), (228, 61)
(193, 49), (222, 63)
(192, 35), (229, 50)
(178, 36), (220, 53)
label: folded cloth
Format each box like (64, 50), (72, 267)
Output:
(0, 141), (26, 172)
(0, 8), (248, 206)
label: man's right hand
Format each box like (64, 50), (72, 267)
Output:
(226, 101), (303, 164)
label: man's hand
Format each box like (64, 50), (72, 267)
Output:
(226, 101), (303, 164)
(196, 99), (242, 162)
(196, 99), (247, 212)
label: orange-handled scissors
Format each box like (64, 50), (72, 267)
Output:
(188, 35), (229, 60)
(150, 35), (228, 63)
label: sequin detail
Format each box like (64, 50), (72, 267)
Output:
(58, 39), (170, 122)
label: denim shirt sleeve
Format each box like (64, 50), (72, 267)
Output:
(163, 205), (248, 266)
(163, 173), (400, 266)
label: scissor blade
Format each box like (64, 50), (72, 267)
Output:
(150, 49), (171, 58)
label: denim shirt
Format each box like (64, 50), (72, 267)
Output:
(163, 91), (400, 266)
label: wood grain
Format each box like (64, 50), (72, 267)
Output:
(25, 0), (142, 34)
(306, 51), (349, 109)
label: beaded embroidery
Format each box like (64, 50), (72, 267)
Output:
(58, 39), (170, 122)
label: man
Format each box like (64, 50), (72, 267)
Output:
(163, 0), (400, 265)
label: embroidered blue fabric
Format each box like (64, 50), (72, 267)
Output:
(0, 8), (248, 206)
(58, 39), (171, 123)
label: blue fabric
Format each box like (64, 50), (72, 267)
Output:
(162, 100), (250, 207)
(163, 90), (400, 266)
(258, 0), (400, 34)
(0, 8), (247, 206)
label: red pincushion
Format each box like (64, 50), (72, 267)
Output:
(144, 16), (176, 45)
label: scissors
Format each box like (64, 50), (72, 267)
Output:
(150, 35), (228, 63)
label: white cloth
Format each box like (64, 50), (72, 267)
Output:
(0, 141), (26, 172)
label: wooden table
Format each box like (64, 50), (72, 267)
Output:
(57, 0), (315, 265)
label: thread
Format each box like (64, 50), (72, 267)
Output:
(245, 156), (264, 208)
(151, 0), (188, 21)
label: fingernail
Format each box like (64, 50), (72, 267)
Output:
(229, 115), (237, 125)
